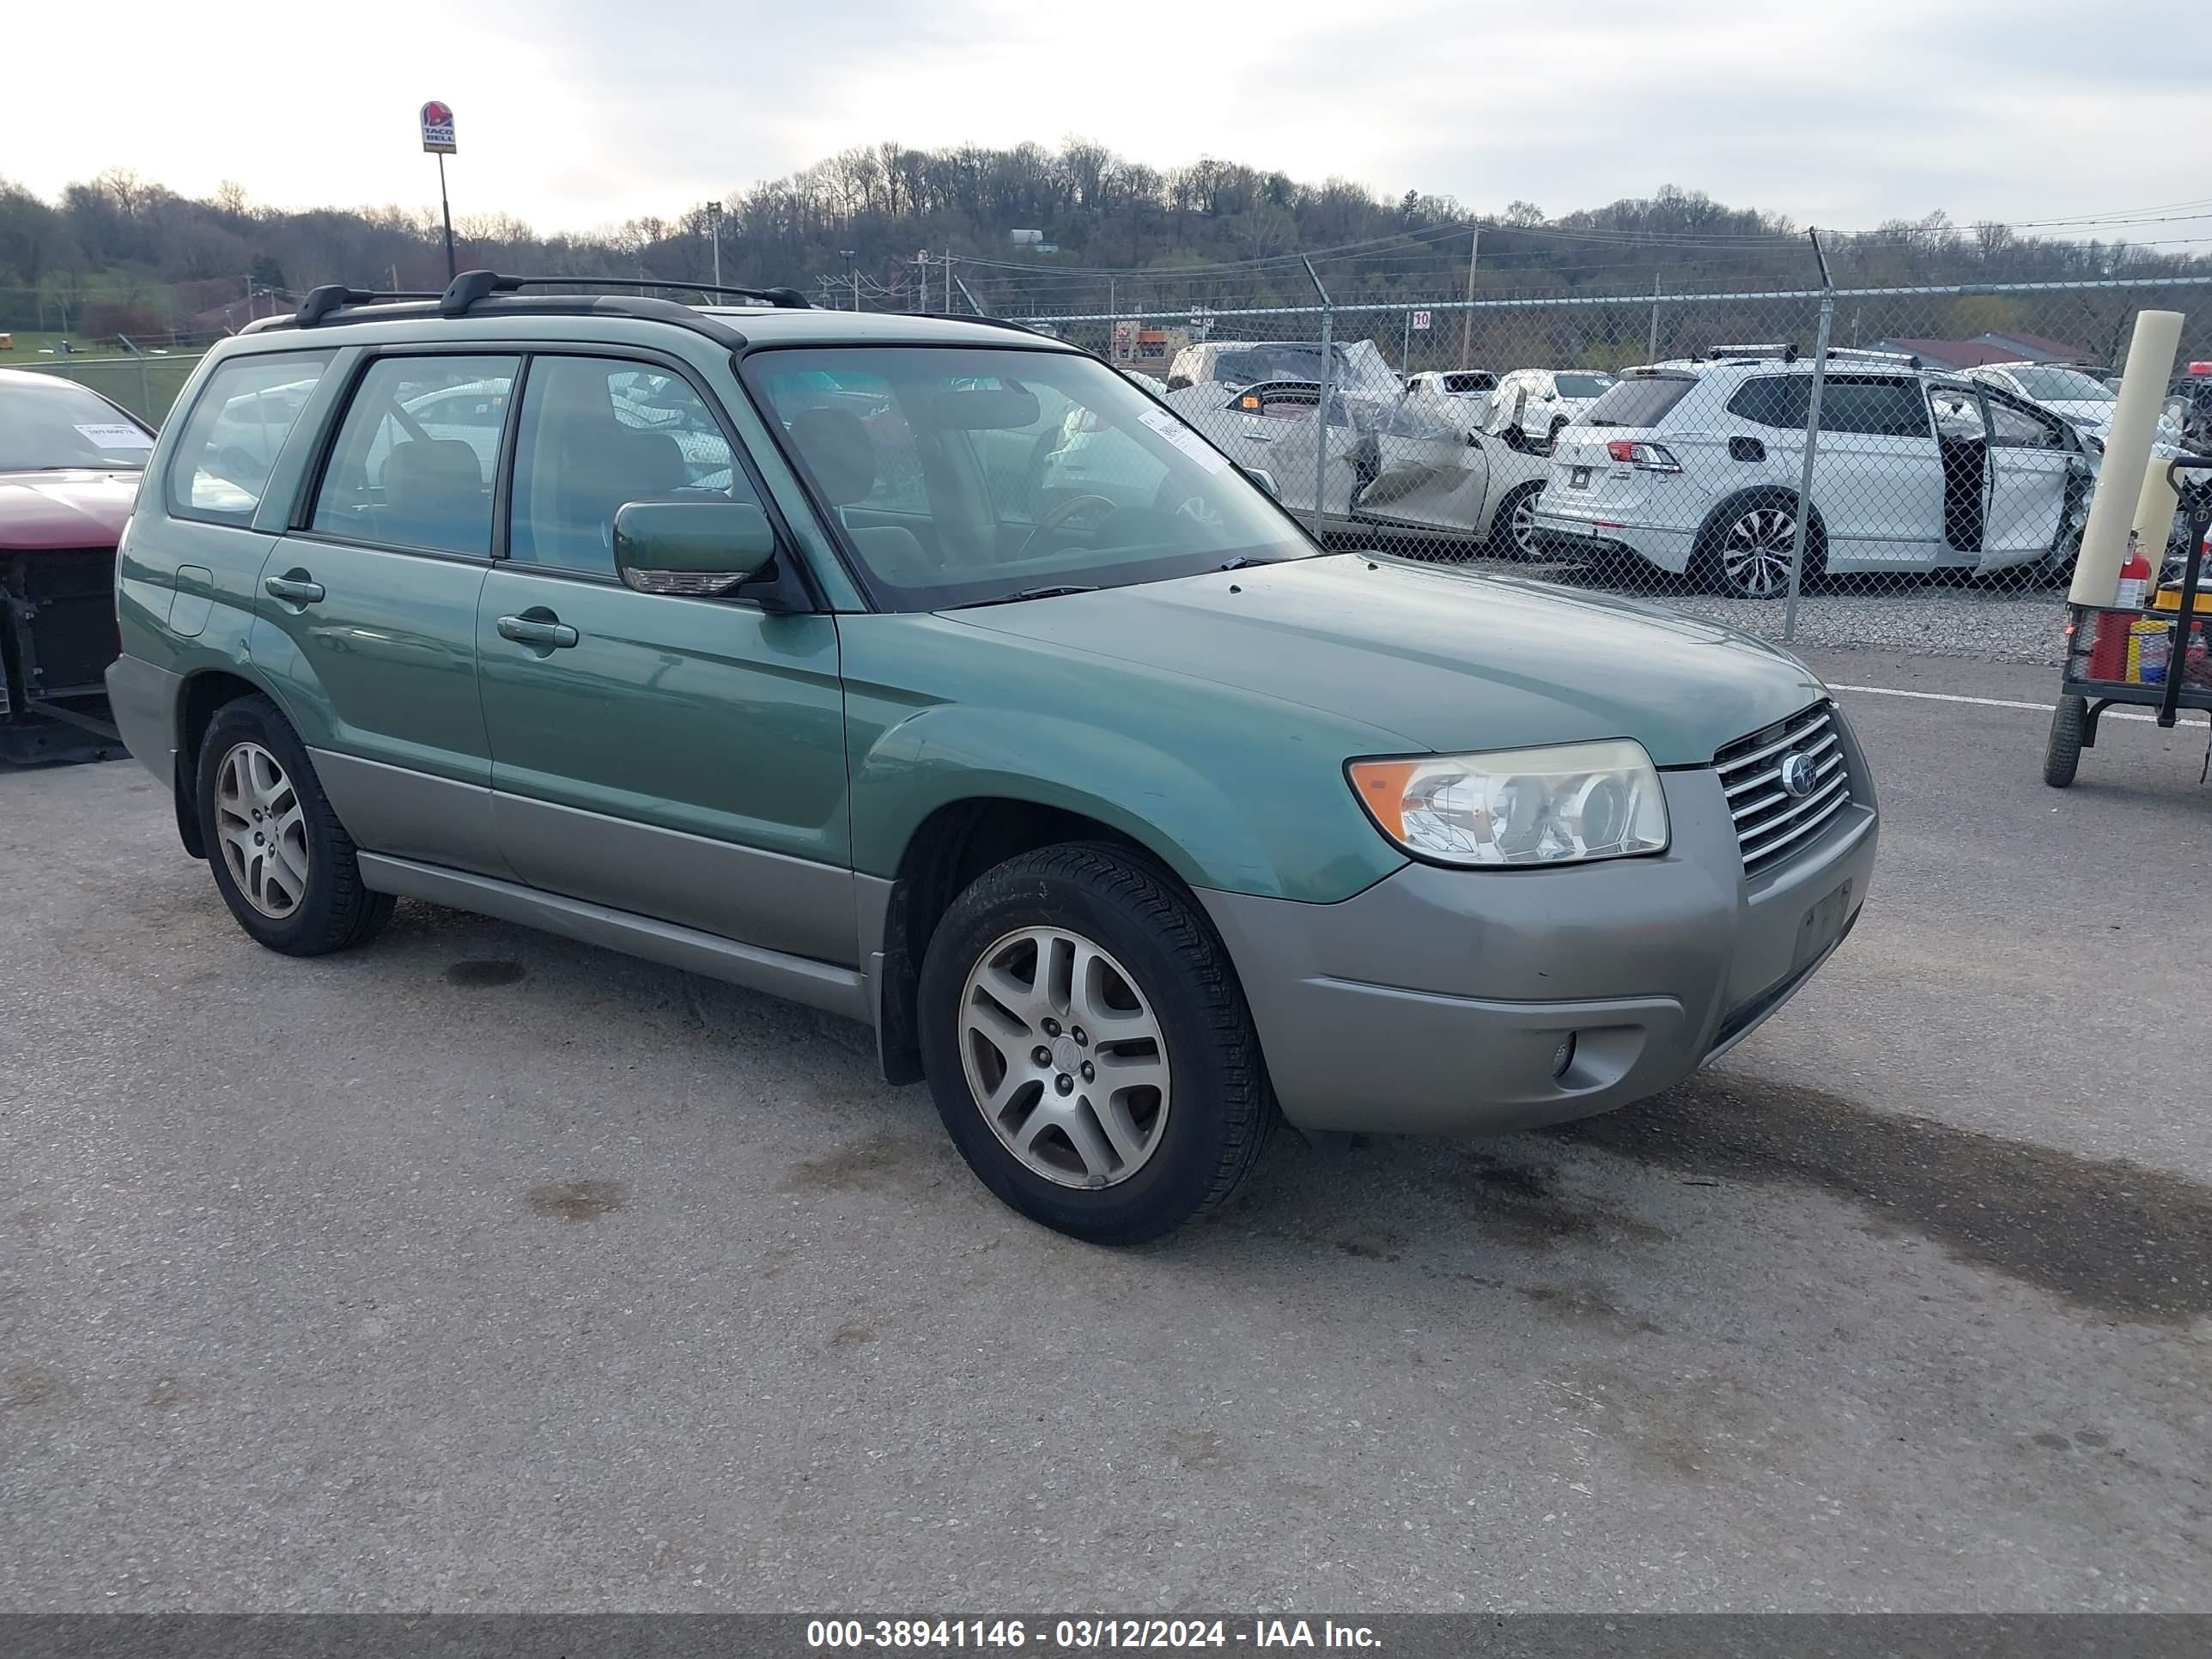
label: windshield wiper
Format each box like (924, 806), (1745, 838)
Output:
(950, 584), (1102, 610)
(1218, 556), (1263, 570)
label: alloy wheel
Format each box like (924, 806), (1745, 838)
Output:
(214, 740), (309, 919)
(958, 927), (1172, 1190)
(1719, 505), (1802, 599)
(1509, 489), (1541, 558)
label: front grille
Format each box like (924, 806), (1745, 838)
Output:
(1714, 702), (1850, 874)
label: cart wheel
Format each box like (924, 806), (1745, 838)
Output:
(2044, 695), (2086, 788)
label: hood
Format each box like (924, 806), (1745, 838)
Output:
(947, 554), (1826, 767)
(0, 468), (143, 551)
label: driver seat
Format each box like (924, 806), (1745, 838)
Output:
(787, 407), (934, 584)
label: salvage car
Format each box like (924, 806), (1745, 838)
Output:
(1404, 368), (1500, 418)
(1486, 368), (1616, 450)
(108, 278), (1877, 1243)
(0, 368), (153, 762)
(1153, 376), (1473, 540)
(1540, 348), (2097, 596)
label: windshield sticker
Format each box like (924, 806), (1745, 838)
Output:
(74, 422), (153, 448)
(1136, 408), (1230, 473)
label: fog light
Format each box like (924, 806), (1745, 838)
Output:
(1551, 1034), (1577, 1079)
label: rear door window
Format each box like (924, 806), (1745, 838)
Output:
(165, 351), (335, 524)
(309, 355), (519, 556)
(1581, 374), (1697, 429)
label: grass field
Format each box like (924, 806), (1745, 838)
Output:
(1, 336), (204, 423)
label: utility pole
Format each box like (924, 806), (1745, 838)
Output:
(1459, 228), (1479, 368)
(943, 249), (954, 313)
(1648, 272), (1662, 364)
(841, 249), (858, 311)
(705, 200), (724, 289)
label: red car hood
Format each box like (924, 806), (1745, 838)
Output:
(0, 467), (143, 551)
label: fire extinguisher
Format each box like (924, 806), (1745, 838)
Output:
(2090, 533), (2154, 679)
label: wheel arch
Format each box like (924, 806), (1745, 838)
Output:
(172, 665), (292, 860)
(870, 794), (1200, 1087)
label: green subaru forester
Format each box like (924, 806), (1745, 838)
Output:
(108, 274), (1876, 1243)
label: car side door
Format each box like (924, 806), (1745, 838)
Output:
(475, 350), (854, 966)
(1802, 374), (1946, 568)
(1974, 390), (2076, 572)
(248, 349), (517, 876)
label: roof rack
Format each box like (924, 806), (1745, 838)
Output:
(439, 272), (811, 313)
(295, 283), (444, 326)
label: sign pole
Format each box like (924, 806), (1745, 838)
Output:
(419, 101), (459, 281)
(437, 153), (456, 280)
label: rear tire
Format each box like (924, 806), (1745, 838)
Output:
(2043, 695), (2085, 788)
(1697, 492), (1825, 600)
(197, 695), (395, 955)
(917, 843), (1272, 1244)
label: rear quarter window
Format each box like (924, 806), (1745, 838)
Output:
(1725, 376), (1809, 429)
(164, 351), (335, 526)
(1581, 375), (1697, 429)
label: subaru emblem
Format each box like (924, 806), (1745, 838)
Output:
(1779, 751), (1818, 799)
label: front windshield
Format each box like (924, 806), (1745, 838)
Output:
(747, 346), (1313, 610)
(0, 376), (154, 470)
(2007, 366), (2115, 404)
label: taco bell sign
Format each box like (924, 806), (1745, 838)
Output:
(420, 101), (457, 155)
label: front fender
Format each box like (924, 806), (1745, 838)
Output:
(852, 703), (1276, 893)
(850, 700), (1405, 902)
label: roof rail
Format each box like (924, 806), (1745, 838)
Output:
(1825, 346), (1922, 368)
(1698, 342), (1796, 362)
(295, 283), (443, 326)
(437, 271), (811, 312)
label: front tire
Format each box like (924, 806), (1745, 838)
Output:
(917, 844), (1272, 1244)
(197, 695), (394, 955)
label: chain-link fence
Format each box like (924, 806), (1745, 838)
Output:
(1007, 274), (2212, 663)
(6, 349), (206, 423)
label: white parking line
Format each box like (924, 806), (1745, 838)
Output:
(1827, 682), (2194, 726)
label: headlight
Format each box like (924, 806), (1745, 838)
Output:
(1347, 739), (1669, 866)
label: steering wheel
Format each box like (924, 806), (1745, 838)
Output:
(1152, 473), (1226, 528)
(1017, 494), (1116, 561)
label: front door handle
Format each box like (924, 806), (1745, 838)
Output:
(263, 574), (325, 605)
(496, 612), (580, 649)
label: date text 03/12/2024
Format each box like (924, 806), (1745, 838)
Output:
(804, 1620), (1383, 1650)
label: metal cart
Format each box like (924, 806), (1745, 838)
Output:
(2044, 455), (2212, 788)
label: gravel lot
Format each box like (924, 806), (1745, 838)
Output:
(1437, 550), (2075, 665)
(3, 648), (2209, 1613)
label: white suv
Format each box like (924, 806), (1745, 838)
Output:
(1487, 368), (1617, 448)
(1536, 348), (2097, 598)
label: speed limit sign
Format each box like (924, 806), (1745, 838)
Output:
(1412, 310), (1432, 331)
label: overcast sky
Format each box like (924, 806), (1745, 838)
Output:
(4, 0), (2205, 243)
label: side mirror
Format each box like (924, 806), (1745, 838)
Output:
(1237, 464), (1280, 499)
(1166, 374), (1194, 392)
(613, 501), (777, 597)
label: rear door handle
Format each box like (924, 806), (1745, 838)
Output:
(263, 574), (325, 605)
(496, 613), (580, 649)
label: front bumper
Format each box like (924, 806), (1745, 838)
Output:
(1200, 734), (1877, 1135)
